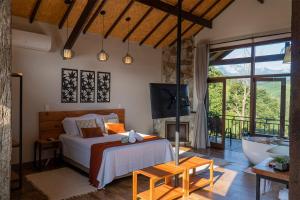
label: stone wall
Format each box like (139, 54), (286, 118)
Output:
(154, 39), (196, 145)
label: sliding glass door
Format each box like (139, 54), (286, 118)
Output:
(207, 80), (226, 149)
(254, 77), (287, 137)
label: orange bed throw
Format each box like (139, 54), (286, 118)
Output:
(89, 135), (159, 187)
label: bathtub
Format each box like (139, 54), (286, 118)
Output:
(242, 136), (277, 165)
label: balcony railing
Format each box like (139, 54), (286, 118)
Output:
(208, 115), (289, 140)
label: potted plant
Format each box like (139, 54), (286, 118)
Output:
(273, 156), (289, 171)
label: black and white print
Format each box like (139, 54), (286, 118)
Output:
(80, 70), (95, 103)
(61, 68), (78, 103)
(97, 72), (111, 103)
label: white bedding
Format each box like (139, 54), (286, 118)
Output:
(59, 133), (174, 188)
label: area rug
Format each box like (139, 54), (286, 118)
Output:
(26, 167), (97, 200)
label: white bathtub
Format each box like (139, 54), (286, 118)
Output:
(242, 136), (276, 165)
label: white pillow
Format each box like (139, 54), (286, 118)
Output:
(62, 114), (103, 136)
(102, 113), (119, 123)
(62, 113), (119, 136)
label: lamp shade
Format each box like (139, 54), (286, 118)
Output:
(122, 53), (133, 64)
(97, 49), (109, 61)
(63, 48), (74, 59)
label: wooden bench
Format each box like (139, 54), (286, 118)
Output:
(133, 156), (214, 200)
(179, 156), (214, 197)
(133, 162), (186, 200)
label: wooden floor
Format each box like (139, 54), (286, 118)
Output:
(11, 147), (282, 200)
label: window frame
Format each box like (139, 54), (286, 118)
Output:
(207, 37), (291, 138)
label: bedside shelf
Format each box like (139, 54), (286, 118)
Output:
(137, 184), (183, 200)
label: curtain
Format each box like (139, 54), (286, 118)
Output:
(192, 42), (210, 149)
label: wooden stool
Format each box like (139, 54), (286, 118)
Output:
(133, 162), (186, 200)
(179, 156), (214, 197)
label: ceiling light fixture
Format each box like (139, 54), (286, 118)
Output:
(62, 0), (74, 60)
(97, 10), (109, 62)
(123, 17), (133, 64)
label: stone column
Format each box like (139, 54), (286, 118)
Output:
(0, 0), (12, 199)
(290, 0), (300, 199)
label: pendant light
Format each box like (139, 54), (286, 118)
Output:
(62, 0), (74, 60)
(123, 17), (133, 64)
(97, 10), (109, 61)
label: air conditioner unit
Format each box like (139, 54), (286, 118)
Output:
(12, 29), (52, 52)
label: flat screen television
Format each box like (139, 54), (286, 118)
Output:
(150, 83), (190, 119)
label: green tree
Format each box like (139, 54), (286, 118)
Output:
(208, 66), (280, 121)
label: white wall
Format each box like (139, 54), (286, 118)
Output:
(11, 17), (162, 163)
(195, 0), (291, 43)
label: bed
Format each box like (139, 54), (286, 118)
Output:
(39, 109), (174, 188)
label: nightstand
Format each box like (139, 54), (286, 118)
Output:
(34, 139), (63, 170)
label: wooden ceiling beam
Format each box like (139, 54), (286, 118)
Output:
(154, 0), (204, 48)
(104, 0), (134, 39)
(139, 1), (182, 46)
(169, 0), (234, 47)
(59, 0), (76, 29)
(83, 0), (107, 34)
(192, 0), (235, 37)
(139, 13), (170, 46)
(64, 0), (98, 49)
(122, 7), (153, 42)
(29, 0), (42, 23)
(136, 0), (212, 28)
(181, 0), (221, 39)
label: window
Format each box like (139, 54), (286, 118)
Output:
(209, 47), (252, 77)
(255, 42), (286, 56)
(208, 38), (291, 142)
(209, 64), (251, 77)
(255, 61), (290, 75)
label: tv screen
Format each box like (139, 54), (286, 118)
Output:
(150, 83), (190, 119)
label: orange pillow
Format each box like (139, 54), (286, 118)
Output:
(105, 123), (125, 134)
(81, 127), (104, 138)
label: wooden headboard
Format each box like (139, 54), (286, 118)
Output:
(39, 109), (125, 140)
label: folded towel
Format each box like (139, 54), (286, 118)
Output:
(121, 136), (129, 144)
(129, 136), (136, 143)
(135, 132), (144, 142)
(128, 130), (136, 143)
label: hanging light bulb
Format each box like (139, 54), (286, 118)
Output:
(63, 49), (74, 59)
(123, 52), (133, 64)
(62, 0), (74, 60)
(123, 17), (133, 64)
(97, 10), (109, 62)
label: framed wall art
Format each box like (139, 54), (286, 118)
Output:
(61, 68), (78, 103)
(97, 72), (111, 103)
(80, 70), (95, 103)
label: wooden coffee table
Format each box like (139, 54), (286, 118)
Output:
(133, 162), (186, 200)
(252, 158), (289, 200)
(178, 156), (214, 197)
(132, 157), (214, 200)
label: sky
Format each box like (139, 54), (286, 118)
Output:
(211, 41), (291, 76)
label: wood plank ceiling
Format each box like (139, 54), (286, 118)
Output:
(12, 0), (235, 48)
